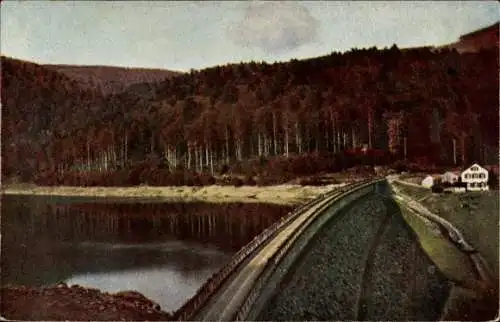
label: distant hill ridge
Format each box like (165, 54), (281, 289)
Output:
(43, 64), (182, 95)
(439, 21), (499, 53)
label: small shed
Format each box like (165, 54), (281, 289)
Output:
(441, 171), (459, 184)
(421, 175), (434, 188)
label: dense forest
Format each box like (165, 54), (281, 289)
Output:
(1, 43), (498, 186)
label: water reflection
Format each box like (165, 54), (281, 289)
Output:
(1, 195), (293, 311)
(64, 241), (227, 311)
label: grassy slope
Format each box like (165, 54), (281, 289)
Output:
(395, 203), (478, 286)
(392, 182), (499, 278)
(392, 182), (499, 320)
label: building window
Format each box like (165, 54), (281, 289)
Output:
(479, 173), (485, 179)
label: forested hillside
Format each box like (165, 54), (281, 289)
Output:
(1, 57), (107, 181)
(1, 44), (498, 186)
(44, 64), (181, 95)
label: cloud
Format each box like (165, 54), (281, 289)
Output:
(228, 1), (319, 54)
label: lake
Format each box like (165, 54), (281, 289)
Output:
(1, 195), (293, 312)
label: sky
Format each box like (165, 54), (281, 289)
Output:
(1, 1), (499, 72)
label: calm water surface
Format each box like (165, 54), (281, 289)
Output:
(1, 195), (291, 312)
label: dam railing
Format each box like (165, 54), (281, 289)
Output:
(173, 177), (384, 320)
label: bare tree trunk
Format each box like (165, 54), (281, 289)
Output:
(272, 112), (277, 156)
(368, 110), (373, 149)
(258, 132), (262, 157)
(121, 136), (125, 167)
(112, 145), (117, 166)
(351, 127), (356, 149)
(452, 138), (457, 165)
(236, 138), (243, 161)
(263, 136), (268, 156)
(225, 126), (230, 163)
(173, 146), (178, 168)
(325, 125), (329, 152)
(315, 128), (319, 153)
(187, 144), (192, 169)
(165, 145), (171, 169)
(194, 145), (198, 172)
(205, 144), (209, 170)
(284, 124), (289, 157)
(150, 132), (154, 154)
(334, 119), (340, 153)
(403, 136), (407, 161)
(210, 145), (214, 175)
(250, 134), (255, 157)
(304, 126), (309, 152)
(87, 140), (91, 171)
(124, 132), (128, 165)
(98, 152), (103, 172)
(165, 147), (170, 170)
(108, 146), (111, 169)
(295, 122), (302, 154)
(460, 135), (466, 166)
(199, 145), (203, 171)
(480, 138), (485, 164)
(104, 149), (109, 171)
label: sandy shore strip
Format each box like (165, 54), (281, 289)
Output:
(0, 183), (348, 205)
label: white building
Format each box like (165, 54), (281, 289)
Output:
(421, 175), (435, 188)
(441, 171), (459, 184)
(461, 163), (489, 191)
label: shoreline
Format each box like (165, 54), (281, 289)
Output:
(1, 284), (173, 321)
(0, 183), (348, 205)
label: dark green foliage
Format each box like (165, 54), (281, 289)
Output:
(231, 177), (244, 187)
(431, 184), (444, 193)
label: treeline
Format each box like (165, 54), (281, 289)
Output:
(33, 150), (383, 187)
(2, 44), (498, 185)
